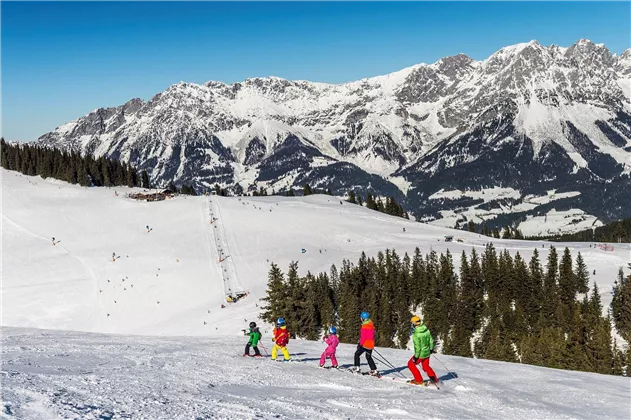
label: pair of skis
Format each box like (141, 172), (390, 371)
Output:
(341, 367), (440, 390)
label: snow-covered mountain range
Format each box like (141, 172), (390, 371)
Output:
(37, 39), (631, 231)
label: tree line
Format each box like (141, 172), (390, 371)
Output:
(261, 244), (629, 376)
(461, 220), (524, 239)
(1, 139), (147, 188)
(347, 190), (408, 219)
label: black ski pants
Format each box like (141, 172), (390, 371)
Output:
(354, 345), (377, 370)
(245, 342), (261, 356)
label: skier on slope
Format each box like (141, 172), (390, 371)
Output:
(351, 311), (379, 376)
(271, 318), (291, 362)
(319, 327), (339, 368)
(407, 316), (439, 386)
(244, 322), (262, 357)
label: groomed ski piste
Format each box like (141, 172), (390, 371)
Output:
(2, 168), (630, 419)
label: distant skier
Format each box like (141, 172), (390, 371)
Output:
(407, 316), (439, 386)
(319, 326), (339, 368)
(403, 227), (406, 233)
(52, 237), (56, 246)
(244, 322), (262, 357)
(271, 318), (291, 362)
(352, 311), (379, 376)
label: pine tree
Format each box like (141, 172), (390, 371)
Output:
(365, 192), (377, 210)
(574, 252), (590, 295)
(492, 227), (500, 238)
(611, 268), (631, 342)
(541, 246), (561, 328)
(303, 184), (313, 196)
(260, 263), (287, 324)
(468, 220), (476, 232)
(285, 261), (304, 337)
(139, 170), (150, 188)
(611, 339), (625, 376)
(347, 190), (356, 204)
(301, 274), (321, 340)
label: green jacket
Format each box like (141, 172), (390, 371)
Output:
(248, 327), (261, 346)
(412, 323), (434, 359)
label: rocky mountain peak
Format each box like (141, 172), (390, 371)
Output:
(35, 39), (631, 231)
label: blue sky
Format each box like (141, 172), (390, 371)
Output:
(2, 1), (629, 142)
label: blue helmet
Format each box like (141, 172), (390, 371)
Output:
(360, 311), (370, 320)
(328, 326), (337, 335)
(276, 317), (286, 326)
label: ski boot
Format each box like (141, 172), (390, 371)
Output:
(368, 370), (381, 377)
(253, 354), (262, 358)
(430, 376), (440, 385)
(243, 354), (250, 357)
(349, 366), (361, 374)
(408, 380), (426, 386)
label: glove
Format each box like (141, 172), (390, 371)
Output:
(412, 357), (418, 363)
(357, 344), (362, 350)
(431, 348), (436, 354)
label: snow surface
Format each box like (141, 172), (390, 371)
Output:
(518, 208), (603, 237)
(3, 170), (631, 418)
(3, 328), (630, 420)
(3, 169), (628, 335)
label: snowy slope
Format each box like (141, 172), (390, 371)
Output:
(3, 169), (629, 338)
(3, 328), (630, 420)
(3, 170), (631, 418)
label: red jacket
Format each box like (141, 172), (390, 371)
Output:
(359, 320), (375, 349)
(273, 326), (289, 347)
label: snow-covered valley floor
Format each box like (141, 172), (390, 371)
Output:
(3, 327), (630, 420)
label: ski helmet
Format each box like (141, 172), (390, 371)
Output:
(410, 316), (421, 326)
(277, 317), (286, 326)
(360, 311), (370, 321)
(249, 322), (257, 328)
(328, 326), (337, 335)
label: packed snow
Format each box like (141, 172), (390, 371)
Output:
(3, 328), (630, 420)
(2, 169), (631, 418)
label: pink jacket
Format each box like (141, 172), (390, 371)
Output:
(324, 334), (339, 353)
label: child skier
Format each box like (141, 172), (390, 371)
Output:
(352, 311), (379, 375)
(271, 317), (291, 362)
(319, 327), (339, 368)
(244, 322), (262, 357)
(407, 316), (439, 385)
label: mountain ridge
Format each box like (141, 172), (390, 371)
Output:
(36, 39), (631, 232)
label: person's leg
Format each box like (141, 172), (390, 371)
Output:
(253, 346), (261, 356)
(330, 351), (338, 367)
(271, 344), (279, 360)
(365, 349), (377, 371)
(407, 357), (423, 382)
(354, 346), (364, 367)
(281, 346), (290, 360)
(244, 343), (251, 355)
(421, 357), (437, 380)
(320, 351), (327, 365)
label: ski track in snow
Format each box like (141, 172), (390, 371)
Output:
(3, 328), (630, 420)
(2, 170), (631, 418)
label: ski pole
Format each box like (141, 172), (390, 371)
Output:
(431, 353), (467, 389)
(259, 343), (269, 357)
(373, 349), (408, 379)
